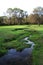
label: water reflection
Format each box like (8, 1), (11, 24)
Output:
(0, 48), (32, 65)
(0, 37), (34, 65)
(24, 37), (35, 49)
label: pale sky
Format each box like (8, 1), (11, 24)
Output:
(0, 0), (43, 16)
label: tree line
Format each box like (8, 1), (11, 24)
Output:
(0, 7), (43, 25)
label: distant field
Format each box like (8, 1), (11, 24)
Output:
(0, 25), (43, 65)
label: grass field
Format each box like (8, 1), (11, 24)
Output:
(0, 25), (43, 65)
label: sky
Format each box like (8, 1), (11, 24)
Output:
(0, 0), (43, 16)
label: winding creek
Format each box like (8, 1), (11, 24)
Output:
(0, 37), (35, 65)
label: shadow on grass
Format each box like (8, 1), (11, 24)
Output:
(12, 28), (27, 31)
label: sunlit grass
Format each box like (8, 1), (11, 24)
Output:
(0, 25), (43, 65)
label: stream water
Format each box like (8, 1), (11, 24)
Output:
(0, 37), (35, 65)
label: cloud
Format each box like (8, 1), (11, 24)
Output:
(0, 0), (43, 16)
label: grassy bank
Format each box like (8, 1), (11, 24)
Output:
(0, 25), (31, 56)
(0, 25), (43, 65)
(29, 25), (43, 65)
